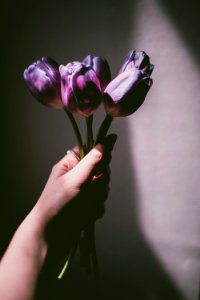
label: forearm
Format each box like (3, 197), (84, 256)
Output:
(0, 204), (48, 300)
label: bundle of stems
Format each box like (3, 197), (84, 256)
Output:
(58, 109), (113, 279)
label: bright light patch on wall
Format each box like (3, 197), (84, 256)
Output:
(126, 0), (200, 299)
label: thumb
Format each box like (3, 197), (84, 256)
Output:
(65, 145), (104, 188)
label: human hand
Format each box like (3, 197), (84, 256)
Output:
(31, 134), (116, 276)
(34, 134), (117, 227)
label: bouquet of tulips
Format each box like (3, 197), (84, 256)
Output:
(23, 50), (154, 279)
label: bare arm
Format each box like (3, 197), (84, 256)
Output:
(0, 145), (105, 300)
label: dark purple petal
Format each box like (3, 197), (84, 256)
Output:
(118, 50), (135, 74)
(23, 57), (63, 109)
(72, 68), (102, 116)
(133, 51), (149, 69)
(103, 69), (153, 117)
(82, 55), (111, 91)
(59, 61), (102, 117)
(104, 69), (142, 103)
(118, 50), (154, 76)
(59, 64), (75, 109)
(142, 63), (154, 76)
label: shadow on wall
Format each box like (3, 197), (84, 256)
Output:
(36, 122), (185, 300)
(0, 0), (193, 299)
(157, 0), (200, 67)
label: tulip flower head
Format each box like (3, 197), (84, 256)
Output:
(23, 57), (63, 109)
(82, 55), (111, 91)
(103, 50), (154, 117)
(59, 61), (103, 117)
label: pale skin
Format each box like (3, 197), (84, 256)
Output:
(0, 142), (110, 300)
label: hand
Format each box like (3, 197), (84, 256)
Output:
(34, 134), (117, 227)
(34, 134), (116, 268)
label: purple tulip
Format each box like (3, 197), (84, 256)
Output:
(103, 51), (154, 117)
(23, 57), (63, 109)
(82, 55), (111, 91)
(59, 61), (102, 117)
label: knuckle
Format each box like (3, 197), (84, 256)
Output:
(63, 161), (71, 171)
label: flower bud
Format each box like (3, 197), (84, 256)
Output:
(82, 55), (111, 91)
(118, 50), (154, 76)
(103, 50), (154, 117)
(23, 57), (63, 109)
(59, 61), (102, 117)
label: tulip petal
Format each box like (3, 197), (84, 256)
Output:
(118, 50), (134, 73)
(83, 55), (111, 91)
(142, 63), (154, 76)
(104, 69), (142, 103)
(134, 51), (149, 69)
(118, 50), (153, 75)
(104, 76), (153, 117)
(59, 64), (74, 108)
(72, 68), (102, 116)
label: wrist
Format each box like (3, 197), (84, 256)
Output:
(26, 202), (50, 239)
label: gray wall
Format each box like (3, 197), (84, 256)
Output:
(1, 0), (200, 299)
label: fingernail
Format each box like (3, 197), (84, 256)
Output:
(94, 143), (104, 154)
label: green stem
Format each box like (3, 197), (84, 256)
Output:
(64, 108), (84, 159)
(57, 242), (78, 279)
(57, 256), (70, 280)
(95, 115), (113, 145)
(86, 115), (94, 152)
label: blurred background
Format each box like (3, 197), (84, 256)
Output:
(1, 0), (200, 299)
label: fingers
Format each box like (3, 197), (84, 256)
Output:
(66, 134), (117, 188)
(92, 165), (111, 184)
(65, 145), (104, 187)
(92, 134), (117, 180)
(52, 133), (117, 185)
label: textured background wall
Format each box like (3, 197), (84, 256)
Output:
(1, 0), (200, 299)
